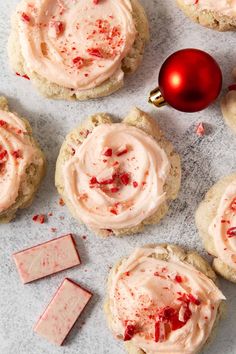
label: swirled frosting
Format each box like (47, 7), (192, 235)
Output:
(62, 123), (170, 231)
(209, 180), (236, 270)
(108, 246), (225, 354)
(184, 0), (236, 16)
(0, 109), (42, 213)
(15, 0), (136, 90)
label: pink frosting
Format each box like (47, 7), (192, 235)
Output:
(184, 0), (236, 15)
(16, 0), (136, 90)
(108, 246), (225, 354)
(62, 123), (170, 231)
(209, 180), (236, 270)
(0, 109), (43, 213)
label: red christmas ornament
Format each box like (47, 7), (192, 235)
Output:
(149, 49), (222, 113)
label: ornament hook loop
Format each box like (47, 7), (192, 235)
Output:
(148, 88), (166, 108)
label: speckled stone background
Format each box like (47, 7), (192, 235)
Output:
(0, 0), (236, 353)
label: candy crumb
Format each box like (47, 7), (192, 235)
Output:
(196, 122), (205, 137)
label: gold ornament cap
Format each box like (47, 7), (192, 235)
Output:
(148, 87), (166, 108)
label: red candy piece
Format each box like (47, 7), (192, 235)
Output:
(227, 227), (236, 238)
(21, 12), (30, 23)
(90, 176), (98, 184)
(104, 148), (113, 157)
(72, 57), (85, 68)
(117, 148), (128, 157)
(124, 325), (135, 341)
(175, 275), (183, 283)
(87, 48), (103, 58)
(154, 321), (160, 342)
(230, 198), (236, 211)
(120, 173), (130, 186)
(177, 293), (201, 306)
(32, 214), (46, 224)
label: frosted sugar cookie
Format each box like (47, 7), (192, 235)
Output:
(221, 87), (236, 134)
(55, 108), (181, 237)
(8, 0), (149, 100)
(177, 0), (236, 31)
(0, 97), (45, 223)
(104, 244), (225, 354)
(196, 173), (236, 283)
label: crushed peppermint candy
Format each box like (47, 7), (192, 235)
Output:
(116, 145), (128, 157)
(119, 173), (130, 186)
(87, 48), (103, 58)
(16, 72), (30, 80)
(11, 150), (22, 159)
(48, 20), (65, 38)
(175, 275), (183, 283)
(230, 198), (236, 212)
(196, 122), (205, 137)
(227, 227), (236, 238)
(177, 292), (201, 306)
(21, 12), (30, 23)
(72, 56), (85, 68)
(124, 325), (135, 341)
(32, 214), (46, 224)
(103, 148), (113, 157)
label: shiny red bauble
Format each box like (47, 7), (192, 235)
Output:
(158, 49), (222, 112)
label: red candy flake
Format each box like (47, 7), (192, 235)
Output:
(230, 198), (236, 212)
(175, 275), (183, 283)
(11, 150), (22, 159)
(158, 306), (176, 321)
(0, 149), (8, 161)
(177, 293), (201, 306)
(227, 227), (236, 238)
(87, 48), (103, 58)
(154, 321), (166, 342)
(117, 148), (128, 157)
(99, 177), (115, 185)
(110, 208), (118, 215)
(0, 120), (7, 127)
(103, 148), (113, 157)
(196, 122), (205, 137)
(110, 187), (119, 193)
(90, 176), (98, 185)
(120, 173), (130, 186)
(228, 84), (236, 91)
(133, 181), (138, 188)
(124, 325), (135, 341)
(156, 305), (192, 338)
(154, 321), (160, 342)
(16, 72), (30, 80)
(22, 74), (30, 80)
(32, 214), (46, 224)
(93, 0), (99, 3)
(59, 198), (65, 206)
(50, 20), (64, 36)
(21, 12), (30, 23)
(72, 56), (85, 68)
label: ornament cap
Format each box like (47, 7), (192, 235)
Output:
(149, 88), (166, 108)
